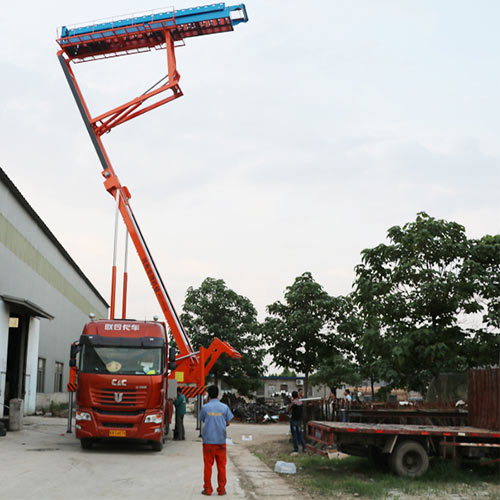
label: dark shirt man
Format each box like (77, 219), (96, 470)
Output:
(198, 385), (233, 496)
(174, 388), (186, 440)
(288, 390), (306, 454)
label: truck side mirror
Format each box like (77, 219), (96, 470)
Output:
(70, 343), (81, 366)
(168, 347), (176, 370)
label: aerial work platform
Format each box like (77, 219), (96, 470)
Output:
(56, 3), (247, 391)
(57, 3), (248, 62)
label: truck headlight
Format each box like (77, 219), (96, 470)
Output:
(145, 414), (162, 424)
(76, 411), (91, 421)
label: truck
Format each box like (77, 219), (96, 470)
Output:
(56, 3), (249, 450)
(70, 319), (175, 451)
(306, 369), (500, 477)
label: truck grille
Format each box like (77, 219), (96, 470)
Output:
(90, 388), (147, 407)
(94, 408), (144, 416)
(102, 422), (134, 428)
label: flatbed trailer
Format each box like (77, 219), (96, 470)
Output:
(339, 408), (468, 426)
(307, 421), (500, 477)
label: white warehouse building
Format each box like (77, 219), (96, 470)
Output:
(0, 167), (108, 417)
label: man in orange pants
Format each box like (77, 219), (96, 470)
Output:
(199, 385), (234, 496)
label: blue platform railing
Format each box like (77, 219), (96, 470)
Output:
(59, 3), (247, 41)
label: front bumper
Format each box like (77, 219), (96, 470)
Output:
(75, 408), (163, 441)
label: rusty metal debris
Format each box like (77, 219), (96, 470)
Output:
(221, 393), (287, 423)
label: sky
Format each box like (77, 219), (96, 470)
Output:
(1, 0), (499, 323)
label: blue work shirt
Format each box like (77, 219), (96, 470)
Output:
(199, 398), (234, 444)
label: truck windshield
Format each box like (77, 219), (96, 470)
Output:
(80, 345), (164, 375)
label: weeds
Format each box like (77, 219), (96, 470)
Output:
(251, 439), (500, 499)
(48, 401), (69, 416)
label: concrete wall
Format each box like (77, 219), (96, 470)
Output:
(257, 377), (331, 399)
(0, 171), (108, 414)
(36, 392), (69, 412)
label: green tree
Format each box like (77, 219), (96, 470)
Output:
(354, 212), (499, 394)
(309, 353), (362, 391)
(181, 277), (265, 395)
(263, 272), (335, 396)
(460, 234), (500, 365)
(465, 234), (500, 329)
(310, 294), (362, 391)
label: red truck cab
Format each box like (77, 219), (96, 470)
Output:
(72, 319), (174, 451)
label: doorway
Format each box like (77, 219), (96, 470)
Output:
(4, 315), (28, 415)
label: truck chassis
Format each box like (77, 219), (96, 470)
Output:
(307, 421), (500, 477)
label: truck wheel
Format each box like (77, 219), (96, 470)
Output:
(151, 440), (163, 452)
(390, 440), (429, 477)
(80, 438), (93, 450)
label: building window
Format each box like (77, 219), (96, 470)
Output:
(37, 358), (46, 393)
(280, 384), (288, 392)
(54, 362), (64, 392)
(267, 384), (275, 396)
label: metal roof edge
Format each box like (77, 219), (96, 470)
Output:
(0, 167), (109, 309)
(1, 294), (55, 320)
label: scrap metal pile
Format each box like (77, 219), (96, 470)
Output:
(221, 393), (288, 423)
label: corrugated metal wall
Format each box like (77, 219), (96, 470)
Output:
(468, 368), (500, 431)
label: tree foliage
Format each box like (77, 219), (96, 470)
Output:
(181, 277), (265, 395)
(309, 294), (362, 390)
(465, 234), (500, 329)
(309, 352), (362, 390)
(353, 212), (499, 393)
(263, 272), (336, 396)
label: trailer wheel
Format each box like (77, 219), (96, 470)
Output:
(151, 439), (163, 452)
(390, 440), (429, 477)
(80, 438), (93, 450)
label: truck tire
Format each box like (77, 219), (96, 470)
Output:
(80, 438), (93, 450)
(151, 439), (163, 452)
(390, 440), (429, 477)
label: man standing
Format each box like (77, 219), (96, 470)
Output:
(288, 390), (306, 455)
(199, 385), (233, 496)
(174, 387), (186, 440)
